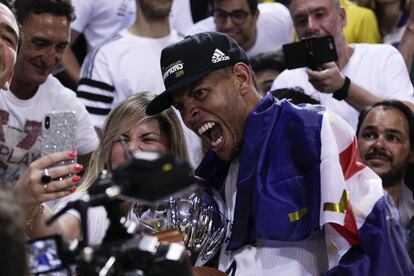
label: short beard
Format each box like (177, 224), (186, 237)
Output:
(139, 0), (171, 20)
(380, 166), (407, 188)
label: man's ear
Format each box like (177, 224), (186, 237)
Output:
(232, 63), (252, 96)
(409, 150), (414, 163)
(3, 70), (13, 90)
(339, 6), (347, 29)
(252, 9), (260, 22)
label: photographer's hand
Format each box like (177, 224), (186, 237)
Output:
(306, 62), (345, 93)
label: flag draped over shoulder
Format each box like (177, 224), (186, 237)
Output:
(196, 94), (412, 275)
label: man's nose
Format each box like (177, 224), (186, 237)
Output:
(43, 47), (61, 66)
(222, 15), (235, 29)
(182, 100), (199, 129)
(127, 140), (143, 154)
(305, 17), (318, 36)
(373, 136), (386, 150)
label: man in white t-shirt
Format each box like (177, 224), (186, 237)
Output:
(0, 0), (99, 182)
(76, 0), (202, 168)
(271, 0), (414, 130)
(186, 0), (294, 57)
(62, 0), (196, 88)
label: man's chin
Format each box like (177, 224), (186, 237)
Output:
(31, 75), (49, 85)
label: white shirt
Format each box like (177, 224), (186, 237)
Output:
(218, 159), (328, 276)
(384, 183), (414, 244)
(0, 76), (99, 182)
(71, 0), (136, 51)
(71, 0), (194, 52)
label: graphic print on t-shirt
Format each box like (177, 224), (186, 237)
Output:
(0, 109), (42, 181)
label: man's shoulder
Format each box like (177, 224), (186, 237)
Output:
(90, 30), (132, 52)
(39, 75), (74, 94)
(39, 76), (86, 108)
(352, 43), (399, 58)
(258, 2), (290, 18)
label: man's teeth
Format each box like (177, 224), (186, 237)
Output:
(198, 122), (216, 135)
(211, 136), (223, 147)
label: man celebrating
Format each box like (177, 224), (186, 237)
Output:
(271, 0), (414, 130)
(146, 31), (413, 275)
(357, 100), (414, 245)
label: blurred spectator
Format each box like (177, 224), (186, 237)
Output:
(0, 186), (27, 276)
(356, 0), (410, 45)
(61, 0), (209, 90)
(250, 50), (286, 95)
(341, 0), (381, 43)
(186, 0), (294, 57)
(0, 1), (18, 91)
(271, 87), (321, 104)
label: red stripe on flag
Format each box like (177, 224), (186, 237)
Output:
(330, 204), (360, 246)
(333, 137), (364, 245)
(339, 138), (366, 181)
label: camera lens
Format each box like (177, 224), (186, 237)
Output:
(45, 116), (50, 129)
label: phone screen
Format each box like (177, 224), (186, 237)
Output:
(26, 235), (65, 274)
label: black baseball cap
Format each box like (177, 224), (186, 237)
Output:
(146, 32), (249, 115)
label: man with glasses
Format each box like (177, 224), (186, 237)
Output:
(185, 0), (294, 57)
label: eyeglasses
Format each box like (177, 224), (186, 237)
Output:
(213, 9), (250, 25)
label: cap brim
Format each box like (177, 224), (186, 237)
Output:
(146, 68), (216, 115)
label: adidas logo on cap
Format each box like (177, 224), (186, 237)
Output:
(211, 49), (230, 63)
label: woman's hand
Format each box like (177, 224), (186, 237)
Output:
(14, 151), (83, 207)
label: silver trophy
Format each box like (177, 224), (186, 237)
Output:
(132, 184), (229, 265)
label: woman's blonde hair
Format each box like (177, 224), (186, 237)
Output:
(77, 91), (188, 194)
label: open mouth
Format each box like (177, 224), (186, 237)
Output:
(197, 121), (224, 150)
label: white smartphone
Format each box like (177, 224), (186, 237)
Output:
(41, 111), (77, 182)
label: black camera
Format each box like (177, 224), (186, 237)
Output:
(26, 152), (196, 276)
(283, 35), (338, 71)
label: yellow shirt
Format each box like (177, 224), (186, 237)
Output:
(342, 0), (381, 43)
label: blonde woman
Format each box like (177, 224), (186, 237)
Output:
(18, 91), (188, 244)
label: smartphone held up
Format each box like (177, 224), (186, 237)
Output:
(282, 35), (338, 71)
(40, 111), (77, 182)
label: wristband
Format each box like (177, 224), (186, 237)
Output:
(333, 76), (350, 101)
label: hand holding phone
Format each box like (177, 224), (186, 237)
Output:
(283, 35), (338, 71)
